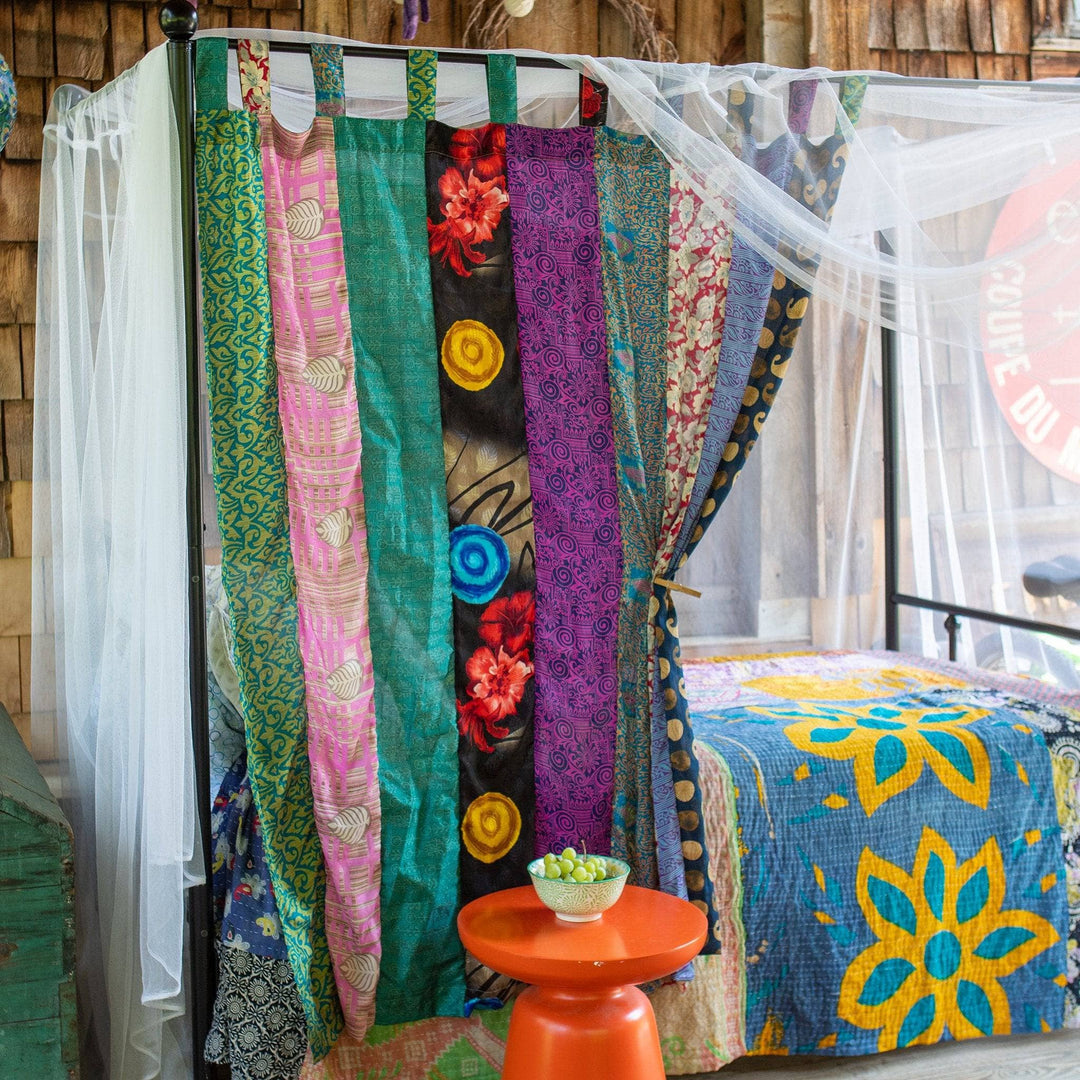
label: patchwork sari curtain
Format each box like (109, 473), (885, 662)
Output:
(196, 39), (869, 1047)
(334, 48), (463, 1026)
(505, 123), (623, 860)
(194, 37), (342, 1057)
(425, 57), (538, 998)
(245, 40), (384, 1039)
(660, 77), (869, 951)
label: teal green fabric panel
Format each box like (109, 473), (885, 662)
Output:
(486, 54), (517, 123)
(195, 37), (343, 1058)
(334, 114), (464, 1025)
(595, 128), (670, 889)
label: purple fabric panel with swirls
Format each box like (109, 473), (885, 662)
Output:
(506, 125), (624, 857)
(788, 79), (818, 135)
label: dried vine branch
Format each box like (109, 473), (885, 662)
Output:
(462, 0), (677, 63)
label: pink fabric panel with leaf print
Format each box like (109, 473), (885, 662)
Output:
(260, 114), (382, 1039)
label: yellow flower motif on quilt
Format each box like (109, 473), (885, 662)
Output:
(745, 665), (965, 703)
(441, 319), (504, 391)
(838, 827), (1059, 1052)
(771, 699), (991, 816)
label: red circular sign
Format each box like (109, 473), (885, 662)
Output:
(981, 159), (1080, 484)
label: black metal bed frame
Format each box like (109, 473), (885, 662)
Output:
(155, 2), (1080, 1071)
(877, 251), (1080, 660)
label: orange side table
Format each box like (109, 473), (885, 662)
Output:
(458, 884), (707, 1080)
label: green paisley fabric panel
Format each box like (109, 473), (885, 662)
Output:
(485, 54), (518, 125)
(194, 38), (342, 1058)
(836, 75), (868, 134)
(334, 110), (464, 1026)
(663, 78), (866, 949)
(595, 128), (670, 888)
(407, 50), (437, 121)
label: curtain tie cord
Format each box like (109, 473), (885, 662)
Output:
(653, 575), (702, 599)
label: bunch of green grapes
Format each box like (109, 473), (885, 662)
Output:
(540, 846), (618, 882)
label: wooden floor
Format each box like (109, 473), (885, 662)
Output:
(672, 1027), (1080, 1079)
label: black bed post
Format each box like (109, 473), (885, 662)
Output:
(878, 231), (901, 652)
(160, 2), (214, 1075)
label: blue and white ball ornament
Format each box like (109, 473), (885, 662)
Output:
(449, 524), (510, 605)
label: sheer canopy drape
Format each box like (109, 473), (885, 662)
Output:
(28, 28), (1080, 1075)
(32, 45), (199, 1080)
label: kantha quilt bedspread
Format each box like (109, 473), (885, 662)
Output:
(685, 649), (1080, 1060)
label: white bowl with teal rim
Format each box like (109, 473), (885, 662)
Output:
(526, 856), (631, 922)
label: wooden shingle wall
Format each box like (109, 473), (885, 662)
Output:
(808, 0), (1035, 79)
(0, 0), (747, 750)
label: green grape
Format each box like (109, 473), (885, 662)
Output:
(585, 859), (597, 873)
(571, 866), (589, 882)
(560, 847), (577, 861)
(545, 864), (562, 880)
(593, 865), (606, 881)
(558, 858), (574, 877)
(544, 852), (558, 866)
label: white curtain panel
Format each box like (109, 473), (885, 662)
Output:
(32, 45), (199, 1080)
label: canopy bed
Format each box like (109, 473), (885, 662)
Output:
(30, 2), (1080, 1077)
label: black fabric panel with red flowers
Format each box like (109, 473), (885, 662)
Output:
(579, 75), (608, 127)
(425, 121), (537, 915)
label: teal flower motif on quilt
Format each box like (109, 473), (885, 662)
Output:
(838, 827), (1061, 1051)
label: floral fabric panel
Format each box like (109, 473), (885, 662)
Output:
(206, 949), (308, 1080)
(259, 96), (382, 1037)
(689, 651), (1068, 1056)
(211, 757), (289, 961)
(579, 76), (608, 127)
(673, 88), (797, 559)
(594, 128), (671, 888)
(425, 119), (537, 943)
(662, 80), (865, 954)
(312, 44), (345, 117)
(1041, 724), (1080, 1027)
(194, 38), (341, 1057)
(208, 671), (245, 809)
(650, 177), (734, 904)
(205, 564), (246, 806)
(0, 52), (15, 155)
(333, 51), (463, 1026)
(505, 125), (622, 858)
(238, 38), (271, 116)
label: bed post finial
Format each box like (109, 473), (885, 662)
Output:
(160, 0), (198, 41)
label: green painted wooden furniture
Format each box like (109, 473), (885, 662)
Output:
(0, 703), (78, 1077)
